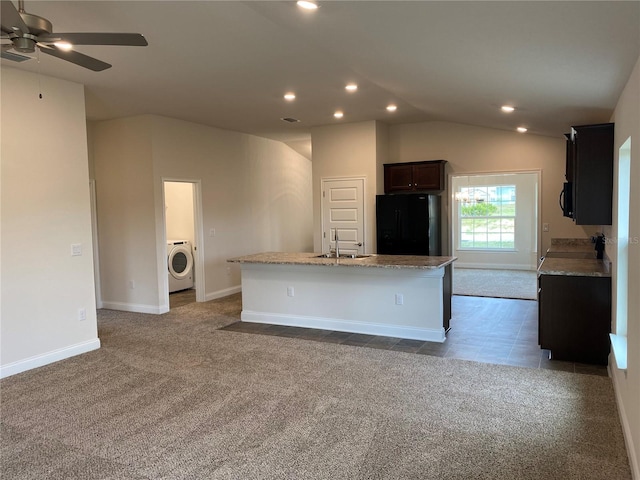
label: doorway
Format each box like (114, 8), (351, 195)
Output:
(450, 171), (540, 300)
(321, 177), (366, 255)
(163, 180), (205, 309)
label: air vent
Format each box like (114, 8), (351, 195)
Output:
(1, 50), (31, 62)
(281, 117), (300, 123)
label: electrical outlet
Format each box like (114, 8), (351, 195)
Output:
(287, 286), (294, 297)
(543, 223), (549, 232)
(78, 308), (86, 321)
(226, 266), (231, 275)
(395, 293), (404, 305)
(129, 280), (135, 289)
(71, 243), (82, 256)
(209, 228), (216, 237)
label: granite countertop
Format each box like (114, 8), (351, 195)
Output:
(539, 238), (610, 277)
(227, 252), (457, 270)
(538, 257), (611, 277)
(548, 238), (596, 255)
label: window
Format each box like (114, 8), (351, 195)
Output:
(611, 137), (631, 370)
(458, 185), (516, 250)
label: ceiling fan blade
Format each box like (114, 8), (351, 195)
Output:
(38, 32), (148, 47)
(39, 45), (111, 71)
(0, 0), (30, 35)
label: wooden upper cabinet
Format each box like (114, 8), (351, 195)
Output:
(384, 164), (414, 192)
(567, 123), (614, 225)
(384, 160), (446, 194)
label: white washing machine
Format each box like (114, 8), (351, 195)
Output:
(167, 240), (194, 293)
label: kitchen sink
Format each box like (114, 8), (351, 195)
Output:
(315, 253), (371, 259)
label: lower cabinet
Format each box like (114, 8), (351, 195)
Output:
(538, 274), (611, 365)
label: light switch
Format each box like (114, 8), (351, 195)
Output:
(71, 243), (82, 256)
(543, 223), (549, 232)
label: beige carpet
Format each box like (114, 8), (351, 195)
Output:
(0, 294), (630, 479)
(453, 268), (538, 300)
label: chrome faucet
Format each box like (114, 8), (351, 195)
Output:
(334, 229), (340, 258)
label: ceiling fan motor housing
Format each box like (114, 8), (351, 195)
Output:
(19, 11), (53, 36)
(9, 11), (52, 52)
(12, 36), (36, 52)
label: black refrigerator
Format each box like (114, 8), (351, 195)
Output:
(376, 194), (441, 255)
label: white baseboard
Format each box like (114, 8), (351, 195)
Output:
(205, 285), (241, 302)
(241, 310), (446, 343)
(610, 366), (639, 479)
(0, 338), (101, 379)
(100, 301), (169, 314)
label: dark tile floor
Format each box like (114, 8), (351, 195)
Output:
(221, 295), (609, 377)
(169, 289), (196, 309)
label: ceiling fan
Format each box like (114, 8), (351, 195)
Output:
(1, 0), (147, 71)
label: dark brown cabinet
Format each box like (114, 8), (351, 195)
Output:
(564, 123), (614, 225)
(538, 273), (611, 365)
(384, 160), (446, 193)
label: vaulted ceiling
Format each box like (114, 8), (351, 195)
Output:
(3, 1), (639, 157)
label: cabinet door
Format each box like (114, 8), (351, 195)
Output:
(413, 163), (444, 190)
(537, 275), (549, 348)
(384, 164), (414, 193)
(564, 132), (576, 182)
(572, 123), (614, 225)
(538, 274), (611, 365)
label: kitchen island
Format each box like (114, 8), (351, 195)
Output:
(227, 252), (457, 342)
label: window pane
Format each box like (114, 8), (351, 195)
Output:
(457, 184), (516, 250)
(473, 218), (488, 231)
(501, 218), (515, 232)
(502, 233), (514, 247)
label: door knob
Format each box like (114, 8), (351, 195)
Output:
(354, 242), (363, 247)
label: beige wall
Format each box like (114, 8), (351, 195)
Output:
(1, 67), (99, 376)
(606, 54), (640, 478)
(91, 114), (313, 312)
(312, 119), (593, 257)
(388, 121), (596, 255)
(311, 121), (382, 253)
(164, 181), (195, 245)
(150, 115), (313, 305)
(92, 116), (159, 312)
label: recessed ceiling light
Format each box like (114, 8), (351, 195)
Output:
(501, 105), (515, 113)
(517, 127), (528, 133)
(297, 1), (318, 10)
(284, 92), (296, 101)
(334, 111), (344, 119)
(345, 83), (358, 92)
(54, 42), (73, 51)
(386, 104), (397, 112)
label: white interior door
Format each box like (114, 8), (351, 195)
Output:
(321, 178), (365, 255)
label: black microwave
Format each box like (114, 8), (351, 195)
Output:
(559, 182), (573, 218)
